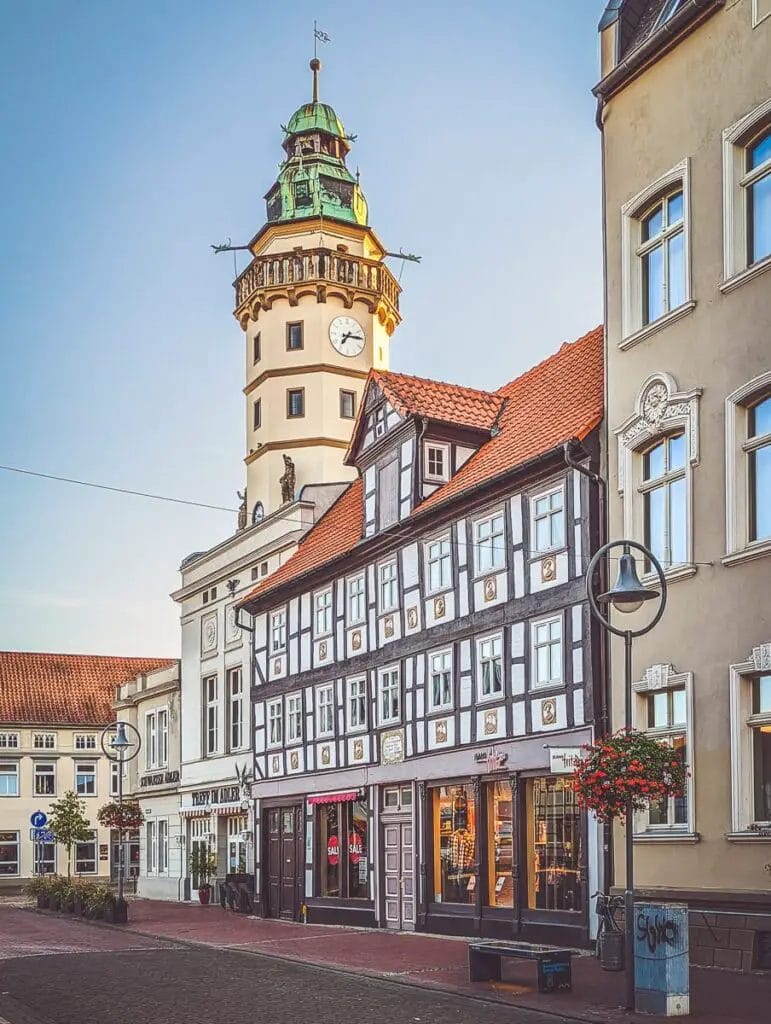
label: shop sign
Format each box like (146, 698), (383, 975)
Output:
(474, 747), (508, 772)
(381, 728), (405, 765)
(549, 747), (582, 775)
(327, 835), (339, 866)
(140, 769), (180, 788)
(191, 784), (240, 807)
(348, 832), (363, 865)
(99, 844), (109, 861)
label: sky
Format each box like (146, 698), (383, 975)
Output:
(0, 1), (605, 657)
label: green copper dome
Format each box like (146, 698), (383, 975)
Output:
(264, 60), (369, 229)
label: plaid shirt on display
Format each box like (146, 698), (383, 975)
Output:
(448, 829), (474, 869)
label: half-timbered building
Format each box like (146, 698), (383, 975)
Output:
(239, 326), (605, 946)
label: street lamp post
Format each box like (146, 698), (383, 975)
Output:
(101, 721), (141, 908)
(586, 540), (667, 1012)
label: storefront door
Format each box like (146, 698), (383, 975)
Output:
(264, 804), (302, 920)
(382, 819), (414, 930)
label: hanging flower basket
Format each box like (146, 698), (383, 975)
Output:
(572, 730), (687, 823)
(96, 799), (145, 831)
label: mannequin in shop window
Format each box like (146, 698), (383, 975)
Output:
(446, 792), (475, 901)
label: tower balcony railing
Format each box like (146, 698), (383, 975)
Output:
(234, 247), (400, 315)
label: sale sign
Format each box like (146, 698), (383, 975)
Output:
(327, 835), (339, 866)
(348, 832), (363, 865)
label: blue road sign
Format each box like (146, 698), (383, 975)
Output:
(30, 810), (48, 828)
(30, 827), (54, 843)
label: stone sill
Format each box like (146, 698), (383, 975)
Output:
(642, 563), (698, 586)
(634, 831), (700, 844)
(722, 539), (771, 567)
(619, 301), (696, 352)
(719, 255), (771, 295)
(725, 831), (771, 843)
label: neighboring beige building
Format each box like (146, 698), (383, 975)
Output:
(596, 0), (771, 969)
(115, 660), (183, 901)
(0, 652), (173, 889)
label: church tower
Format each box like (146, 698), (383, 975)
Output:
(235, 59), (402, 520)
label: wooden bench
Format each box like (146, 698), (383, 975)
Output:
(468, 941), (574, 993)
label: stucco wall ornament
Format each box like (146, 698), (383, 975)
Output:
(751, 644), (771, 672)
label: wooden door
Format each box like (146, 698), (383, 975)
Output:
(264, 805), (302, 920)
(265, 808), (282, 918)
(279, 806), (299, 920)
(383, 819), (414, 930)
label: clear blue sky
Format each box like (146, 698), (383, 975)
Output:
(0, 1), (605, 656)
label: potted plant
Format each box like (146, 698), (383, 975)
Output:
(24, 874), (52, 909)
(189, 846), (217, 905)
(85, 883), (114, 921)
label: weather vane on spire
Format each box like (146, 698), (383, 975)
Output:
(313, 20), (331, 59)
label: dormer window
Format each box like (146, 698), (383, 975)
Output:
(425, 443), (449, 483)
(374, 406), (387, 439)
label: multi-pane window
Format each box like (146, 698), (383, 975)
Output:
(475, 512), (505, 574)
(74, 734), (96, 750)
(286, 322), (304, 350)
(317, 686), (335, 737)
(287, 388), (305, 417)
(478, 635), (503, 698)
(146, 713), (157, 769)
(645, 686), (688, 828)
(252, 331), (261, 363)
(314, 589), (332, 636)
(638, 190), (685, 325)
(228, 667), (244, 751)
(750, 674), (771, 823)
(75, 763), (96, 796)
(158, 819), (168, 873)
(745, 129), (771, 266)
(204, 675), (218, 756)
(0, 733), (19, 750)
(377, 459), (399, 531)
(340, 389), (356, 419)
(146, 821), (156, 873)
(253, 398), (261, 430)
(425, 443), (449, 482)
(641, 432), (687, 568)
(348, 678), (367, 730)
(271, 610), (287, 652)
(532, 617), (563, 688)
(429, 650), (453, 710)
(158, 709), (168, 767)
(33, 733), (55, 750)
(379, 667), (400, 724)
(111, 761), (120, 797)
(426, 536), (451, 593)
(286, 694), (302, 744)
(532, 488), (564, 552)
(0, 832), (19, 875)
(373, 405), (387, 438)
(267, 700), (283, 747)
(748, 395), (771, 543)
(347, 575), (365, 624)
(0, 763), (19, 797)
(34, 762), (55, 796)
(37, 842), (56, 874)
(378, 561), (398, 612)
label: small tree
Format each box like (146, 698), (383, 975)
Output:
(49, 790), (92, 878)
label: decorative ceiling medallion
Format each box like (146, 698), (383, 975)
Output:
(541, 698), (557, 726)
(290, 751), (299, 770)
(435, 720), (448, 744)
(319, 640), (328, 660)
(407, 607), (418, 629)
(434, 595), (446, 618)
(541, 555), (556, 583)
(484, 709), (498, 735)
(353, 738), (364, 760)
(384, 614), (394, 638)
(483, 576), (497, 602)
(351, 629), (362, 651)
(321, 745), (331, 766)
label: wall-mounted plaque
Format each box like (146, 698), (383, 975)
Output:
(353, 739), (364, 760)
(273, 658), (281, 674)
(351, 629), (362, 651)
(201, 612), (217, 654)
(290, 751), (299, 770)
(434, 595), (446, 618)
(435, 720), (448, 743)
(407, 607), (418, 629)
(321, 745), (331, 766)
(483, 576), (497, 602)
(319, 640), (328, 660)
(271, 755), (280, 773)
(484, 709), (498, 735)
(381, 728), (405, 764)
(384, 614), (394, 638)
(541, 698), (557, 726)
(541, 555), (557, 583)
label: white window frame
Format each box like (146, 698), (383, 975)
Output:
(314, 588), (333, 638)
(378, 560), (398, 613)
(74, 762), (96, 797)
(620, 158), (693, 347)
(0, 762), (19, 798)
(74, 734), (97, 750)
(0, 831), (20, 875)
(33, 733), (56, 750)
(531, 615), (564, 689)
(378, 666), (401, 725)
(724, 372), (771, 565)
(428, 648), (453, 712)
(270, 609), (287, 653)
(204, 675), (219, 757)
(424, 441), (450, 483)
(157, 818), (169, 874)
(146, 820), (156, 874)
(753, 0), (771, 27)
(729, 644), (771, 833)
(633, 664), (695, 838)
(286, 693), (303, 745)
(722, 99), (771, 291)
(267, 699), (283, 748)
(110, 761), (120, 797)
(34, 761), (56, 797)
(347, 574), (366, 625)
(477, 633), (503, 702)
(348, 677), (368, 732)
(145, 712), (158, 770)
(615, 373), (700, 583)
(531, 485), (565, 554)
(639, 432), (688, 571)
(0, 733), (19, 750)
(157, 708), (168, 767)
(228, 667), (245, 752)
(474, 510), (506, 576)
(316, 685), (335, 737)
(425, 534), (452, 594)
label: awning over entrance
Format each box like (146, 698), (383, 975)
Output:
(307, 791), (358, 805)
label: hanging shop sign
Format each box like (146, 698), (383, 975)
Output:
(381, 728), (405, 765)
(549, 747), (582, 775)
(191, 784), (240, 807)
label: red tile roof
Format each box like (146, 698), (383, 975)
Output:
(241, 326), (603, 608)
(0, 652), (176, 726)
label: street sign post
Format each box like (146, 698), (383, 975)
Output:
(30, 810), (48, 829)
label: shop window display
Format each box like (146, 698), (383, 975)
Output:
(485, 781), (513, 908)
(317, 798), (369, 899)
(526, 777), (582, 912)
(432, 784), (477, 904)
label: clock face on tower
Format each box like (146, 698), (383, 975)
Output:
(329, 315), (365, 357)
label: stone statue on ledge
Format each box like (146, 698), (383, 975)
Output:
(237, 490), (247, 531)
(280, 455), (296, 505)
